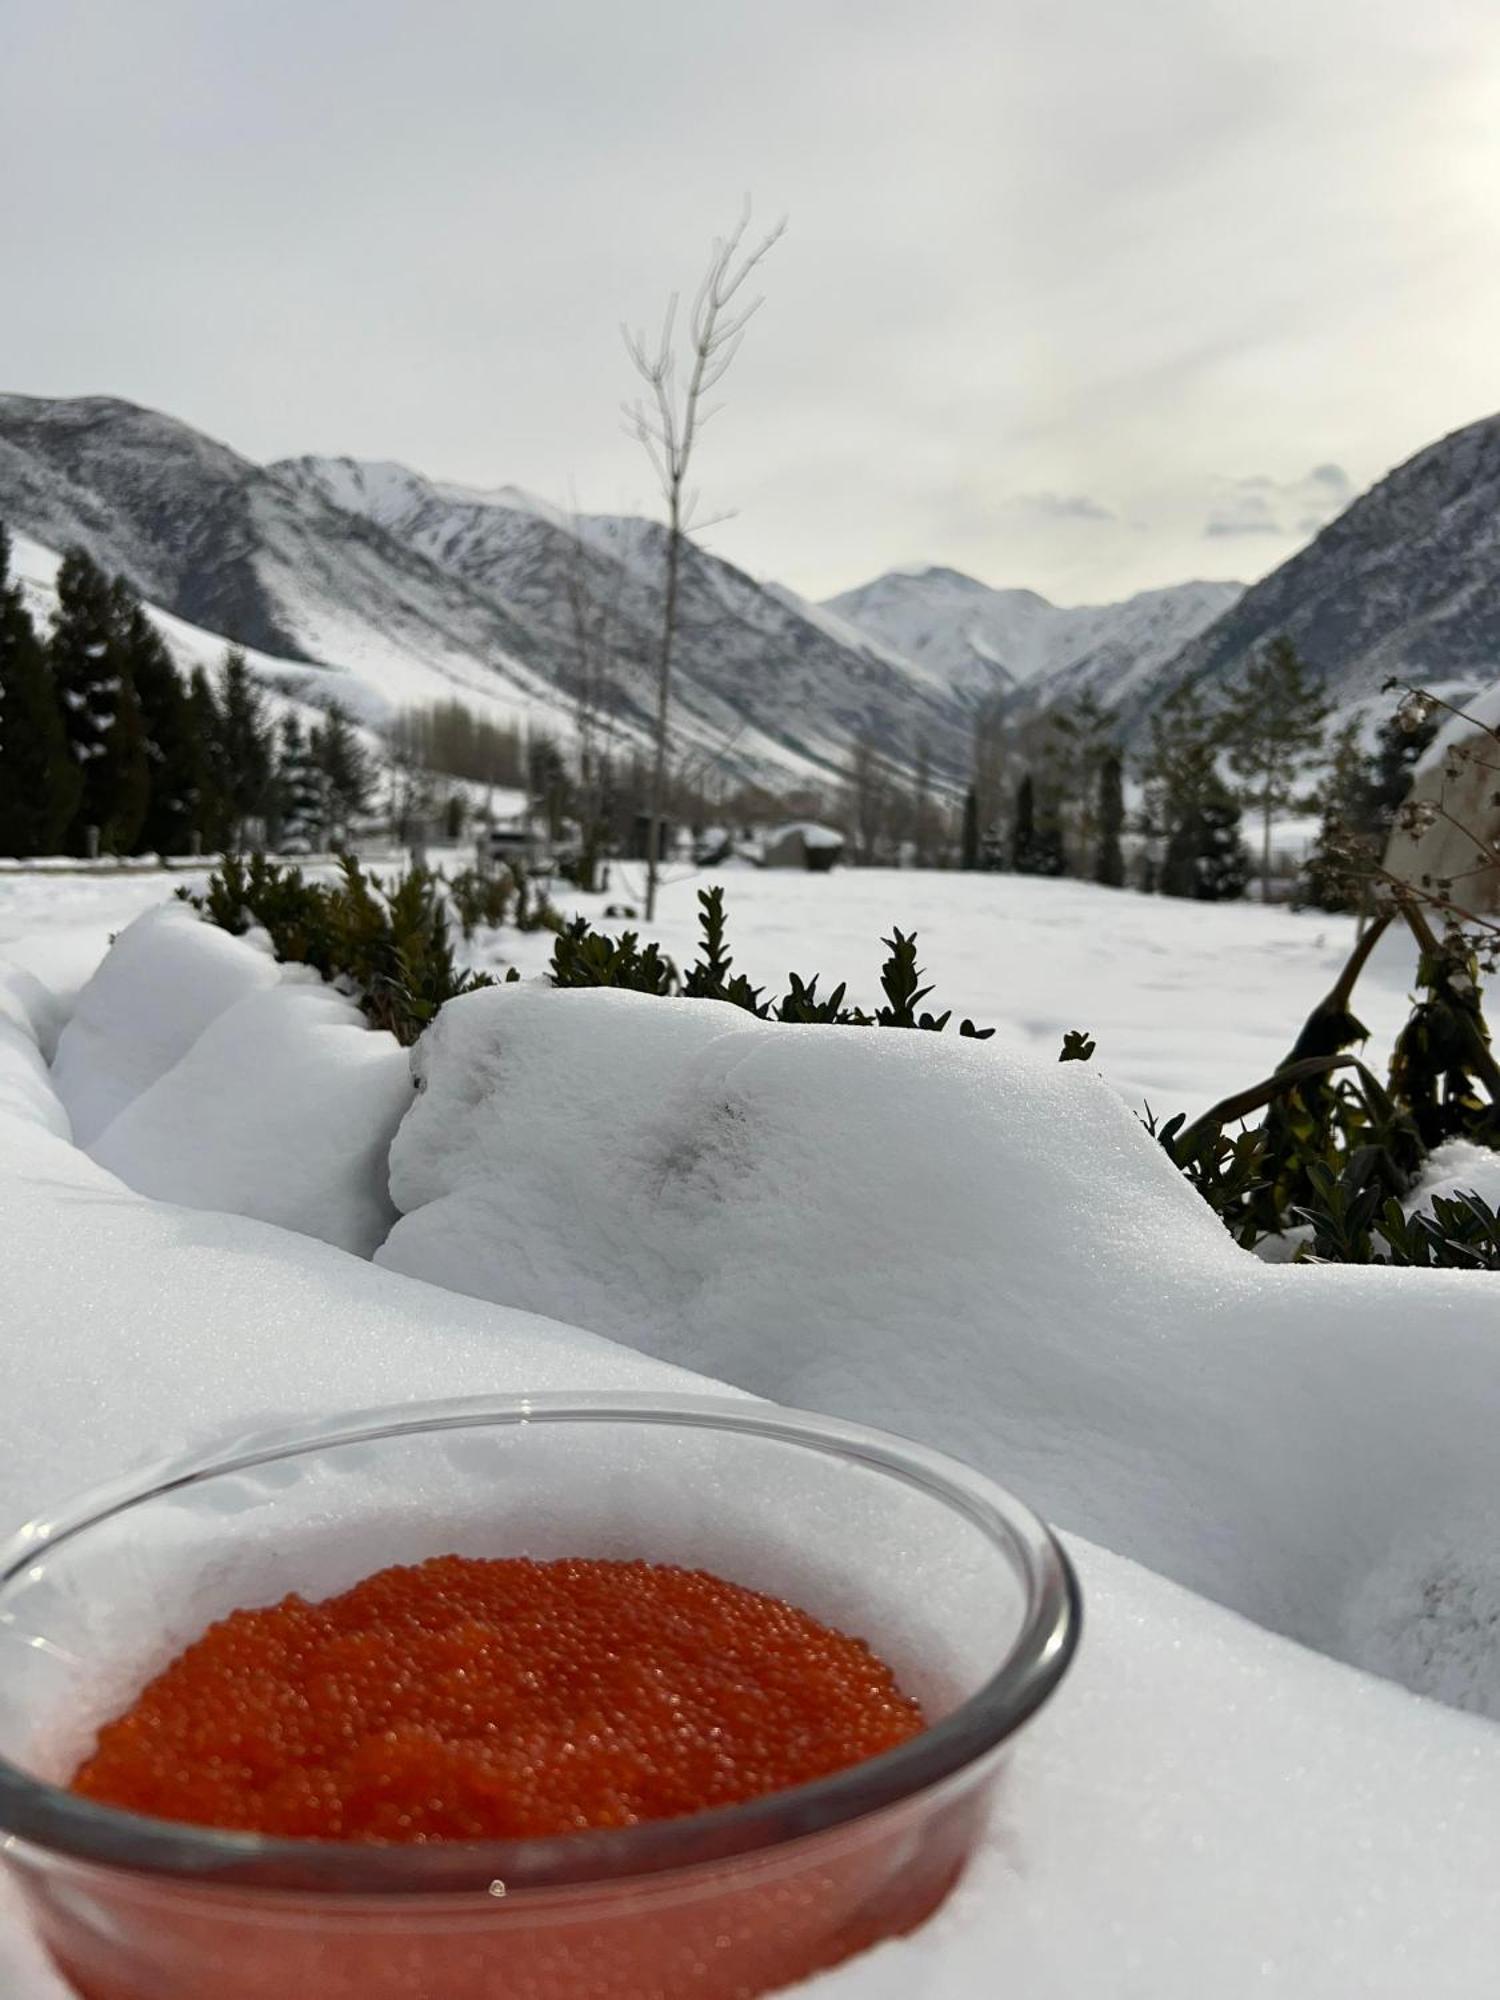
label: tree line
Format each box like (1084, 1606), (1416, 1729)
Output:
(0, 529), (372, 859)
(841, 636), (1432, 904)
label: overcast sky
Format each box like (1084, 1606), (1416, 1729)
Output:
(3, 0), (1500, 604)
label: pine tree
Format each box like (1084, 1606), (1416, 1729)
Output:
(1137, 681), (1228, 894)
(1050, 691), (1114, 874)
(1223, 635), (1331, 901)
(215, 647), (273, 849)
(273, 713), (327, 851)
(1010, 771), (1036, 872)
(1160, 783), (1248, 900)
(49, 547), (149, 854)
(187, 666), (229, 852)
(315, 702), (373, 843)
(0, 526), (78, 855)
(1299, 720), (1379, 912)
(1094, 751), (1125, 887)
(1193, 790), (1249, 901)
(961, 784), (980, 870)
(115, 593), (201, 856)
(1011, 770), (1065, 876)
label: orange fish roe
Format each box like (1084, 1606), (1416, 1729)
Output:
(70, 1556), (926, 1842)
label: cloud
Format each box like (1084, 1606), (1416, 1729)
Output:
(1204, 464), (1354, 539)
(1006, 491), (1116, 523)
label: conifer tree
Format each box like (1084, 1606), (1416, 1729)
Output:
(961, 784), (980, 871)
(1192, 790), (1250, 901)
(1138, 681), (1227, 896)
(1050, 691), (1114, 873)
(1223, 635), (1330, 901)
(49, 547), (149, 854)
(1010, 770), (1036, 872)
(215, 647), (273, 849)
(0, 526), (77, 855)
(1094, 751), (1125, 887)
(187, 666), (229, 852)
(273, 713), (327, 851)
(1298, 719), (1388, 913)
(116, 592), (200, 855)
(1010, 770), (1065, 876)
(315, 702), (373, 842)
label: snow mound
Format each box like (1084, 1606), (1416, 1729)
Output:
(10, 942), (1500, 1994)
(50, 905), (280, 1145)
(0, 965), (71, 1141)
(379, 984), (1500, 1711)
(90, 981), (413, 1257)
(1343, 1505), (1500, 1717)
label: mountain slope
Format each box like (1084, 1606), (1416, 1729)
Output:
(1144, 414), (1500, 718)
(274, 455), (975, 781)
(824, 565), (1242, 705)
(0, 395), (569, 735)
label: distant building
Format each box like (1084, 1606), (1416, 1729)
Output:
(478, 819), (541, 870)
(761, 822), (845, 871)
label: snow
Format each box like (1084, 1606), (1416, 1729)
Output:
(493, 865), (1423, 1117)
(1408, 1138), (1500, 1217)
(90, 975), (412, 1257)
(375, 981), (1500, 1714)
(824, 568), (1243, 702)
(50, 903), (281, 1147)
(7, 944), (1500, 1996)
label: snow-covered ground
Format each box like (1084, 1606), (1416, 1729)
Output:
(487, 864), (1422, 1118)
(6, 862), (1500, 1997)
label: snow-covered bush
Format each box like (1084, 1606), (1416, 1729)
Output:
(180, 852), (500, 1045)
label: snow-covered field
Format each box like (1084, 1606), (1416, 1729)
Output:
(6, 861), (1500, 1999)
(0, 860), (1421, 1118)
(491, 863), (1422, 1117)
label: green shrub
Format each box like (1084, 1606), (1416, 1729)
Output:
(181, 853), (498, 1045)
(1072, 897), (1500, 1270)
(548, 886), (995, 1038)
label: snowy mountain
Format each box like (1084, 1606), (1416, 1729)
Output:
(0, 395), (564, 737)
(824, 566), (1243, 704)
(1140, 412), (1500, 721)
(274, 454), (973, 782)
(0, 396), (974, 788)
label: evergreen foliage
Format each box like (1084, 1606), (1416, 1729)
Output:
(1094, 753), (1125, 887)
(49, 546), (150, 854)
(1298, 720), (1379, 913)
(1112, 901), (1500, 1269)
(216, 648), (274, 847)
(182, 854), (499, 1045)
(122, 598), (202, 855)
(186, 666), (230, 852)
(551, 885), (996, 1037)
(1011, 772), (1065, 874)
(1223, 636), (1330, 899)
(960, 784), (980, 870)
(0, 525), (77, 855)
(313, 703), (373, 839)
(1139, 683), (1245, 901)
(273, 713), (327, 850)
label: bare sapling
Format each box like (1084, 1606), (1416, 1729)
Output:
(623, 203), (784, 919)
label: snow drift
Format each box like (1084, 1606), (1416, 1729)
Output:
(7, 947), (1500, 1997)
(378, 982), (1500, 1713)
(52, 906), (410, 1256)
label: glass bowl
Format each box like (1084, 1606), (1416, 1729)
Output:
(0, 1393), (1080, 2000)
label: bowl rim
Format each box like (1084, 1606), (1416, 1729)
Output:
(0, 1392), (1081, 1896)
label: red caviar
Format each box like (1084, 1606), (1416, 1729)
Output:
(70, 1555), (926, 1841)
